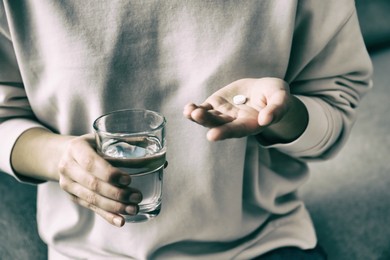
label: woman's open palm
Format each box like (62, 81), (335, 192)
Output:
(183, 78), (292, 141)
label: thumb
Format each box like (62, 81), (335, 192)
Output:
(258, 106), (273, 126)
(258, 104), (286, 126)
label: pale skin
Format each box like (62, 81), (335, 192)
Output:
(11, 77), (308, 227)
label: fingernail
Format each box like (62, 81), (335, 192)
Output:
(129, 193), (142, 203)
(119, 175), (130, 185)
(113, 217), (124, 227)
(125, 205), (138, 215)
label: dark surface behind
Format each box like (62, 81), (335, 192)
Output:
(0, 174), (47, 259)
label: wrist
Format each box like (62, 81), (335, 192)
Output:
(11, 128), (75, 182)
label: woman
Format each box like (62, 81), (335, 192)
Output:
(0, 1), (372, 259)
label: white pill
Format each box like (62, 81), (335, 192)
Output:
(233, 95), (247, 105)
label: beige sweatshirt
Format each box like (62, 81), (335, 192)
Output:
(0, 1), (372, 259)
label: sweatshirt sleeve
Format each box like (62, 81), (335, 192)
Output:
(262, 3), (373, 160)
(0, 4), (47, 184)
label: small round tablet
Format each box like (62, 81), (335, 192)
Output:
(233, 95), (247, 105)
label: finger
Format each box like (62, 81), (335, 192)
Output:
(69, 194), (125, 227)
(184, 102), (214, 112)
(258, 103), (287, 126)
(198, 102), (214, 110)
(67, 137), (131, 186)
(258, 91), (289, 126)
(65, 179), (139, 216)
(207, 117), (260, 141)
(258, 106), (274, 126)
(190, 107), (234, 127)
(183, 103), (198, 119)
(60, 157), (142, 204)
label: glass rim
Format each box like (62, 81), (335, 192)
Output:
(93, 108), (166, 136)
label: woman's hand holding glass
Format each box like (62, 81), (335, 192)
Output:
(58, 134), (142, 227)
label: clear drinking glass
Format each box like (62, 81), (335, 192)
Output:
(93, 109), (166, 223)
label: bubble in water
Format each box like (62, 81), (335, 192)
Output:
(104, 141), (147, 159)
(146, 142), (159, 154)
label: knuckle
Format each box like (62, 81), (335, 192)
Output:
(81, 156), (95, 172)
(70, 193), (98, 212)
(112, 202), (126, 213)
(87, 176), (100, 192)
(59, 177), (71, 191)
(105, 164), (118, 176)
(58, 177), (67, 189)
(67, 138), (82, 155)
(86, 202), (97, 212)
(106, 167), (123, 184)
(58, 158), (69, 175)
(68, 137), (97, 172)
(106, 164), (116, 174)
(85, 193), (98, 205)
(112, 190), (121, 201)
(113, 189), (126, 201)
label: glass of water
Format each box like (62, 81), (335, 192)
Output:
(93, 109), (166, 223)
